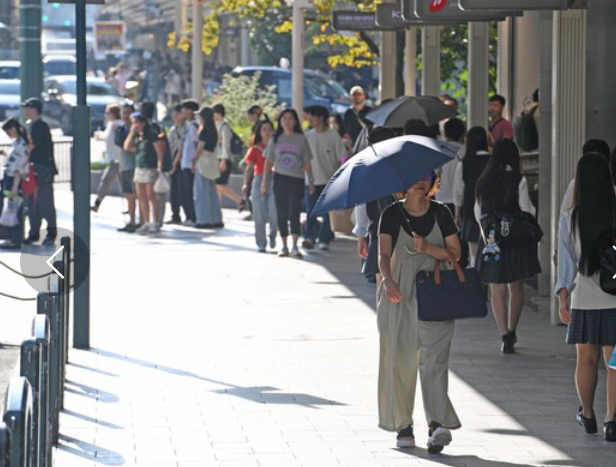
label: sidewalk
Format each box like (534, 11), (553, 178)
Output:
(2, 187), (615, 467)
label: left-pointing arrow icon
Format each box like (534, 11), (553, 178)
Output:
(46, 246), (65, 279)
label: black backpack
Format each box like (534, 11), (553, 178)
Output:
(513, 106), (539, 152)
(223, 122), (245, 164)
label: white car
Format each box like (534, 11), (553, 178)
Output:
(0, 79), (21, 121)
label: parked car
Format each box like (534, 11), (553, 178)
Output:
(43, 55), (77, 77)
(0, 79), (21, 121)
(0, 61), (20, 80)
(42, 75), (123, 135)
(231, 66), (351, 115)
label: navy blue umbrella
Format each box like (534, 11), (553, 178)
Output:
(311, 135), (459, 216)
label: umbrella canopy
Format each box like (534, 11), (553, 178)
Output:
(312, 135), (459, 216)
(365, 96), (457, 128)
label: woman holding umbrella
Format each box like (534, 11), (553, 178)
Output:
(378, 173), (462, 453)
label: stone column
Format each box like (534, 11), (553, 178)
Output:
(467, 21), (489, 130)
(421, 25), (440, 96)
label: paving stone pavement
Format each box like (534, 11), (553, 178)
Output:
(2, 188), (615, 467)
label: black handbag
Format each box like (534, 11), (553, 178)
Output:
(599, 245), (616, 295)
(416, 250), (489, 321)
(481, 210), (543, 248)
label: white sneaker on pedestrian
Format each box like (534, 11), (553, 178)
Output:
(291, 246), (303, 258)
(148, 223), (161, 235)
(135, 224), (150, 235)
(318, 242), (329, 250)
(182, 220), (196, 227)
(427, 425), (451, 454)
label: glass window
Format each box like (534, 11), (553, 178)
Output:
(0, 81), (20, 95)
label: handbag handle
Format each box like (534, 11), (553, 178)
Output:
(433, 249), (466, 285)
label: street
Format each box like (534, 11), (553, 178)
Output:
(1, 187), (614, 466)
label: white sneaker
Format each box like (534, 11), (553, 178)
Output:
(182, 220), (196, 227)
(135, 224), (150, 235)
(427, 426), (451, 454)
(318, 242), (330, 250)
(148, 223), (160, 235)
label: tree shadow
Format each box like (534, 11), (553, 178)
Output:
(58, 433), (124, 465)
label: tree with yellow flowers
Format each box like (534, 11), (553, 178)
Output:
(167, 0), (381, 69)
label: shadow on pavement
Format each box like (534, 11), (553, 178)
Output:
(58, 434), (124, 465)
(91, 348), (346, 409)
(396, 448), (537, 467)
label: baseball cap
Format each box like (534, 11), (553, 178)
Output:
(350, 86), (365, 96)
(21, 98), (44, 112)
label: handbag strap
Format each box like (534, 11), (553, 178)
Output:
(434, 249), (466, 285)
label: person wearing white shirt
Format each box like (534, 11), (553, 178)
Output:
(177, 99), (199, 226)
(302, 106), (346, 250)
(556, 153), (616, 442)
(91, 104), (124, 213)
(475, 139), (541, 354)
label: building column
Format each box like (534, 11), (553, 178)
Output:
(380, 30), (397, 101)
(421, 25), (440, 96)
(537, 10), (553, 298)
(497, 18), (513, 120)
(467, 21), (489, 130)
(512, 12), (541, 117)
(291, 0), (305, 111)
(191, 0), (204, 102)
(405, 27), (417, 96)
(550, 9), (586, 325)
(585, 0), (616, 149)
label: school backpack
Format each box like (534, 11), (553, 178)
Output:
(222, 122), (245, 165)
(513, 106), (539, 152)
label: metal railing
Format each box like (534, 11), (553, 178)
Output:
(0, 237), (71, 467)
(0, 139), (72, 184)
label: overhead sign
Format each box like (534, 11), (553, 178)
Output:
(50, 0), (106, 4)
(376, 3), (453, 27)
(406, 0), (521, 22)
(332, 11), (394, 31)
(93, 21), (126, 55)
(460, 0), (572, 10)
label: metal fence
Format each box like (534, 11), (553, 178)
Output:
(0, 138), (72, 184)
(0, 237), (71, 467)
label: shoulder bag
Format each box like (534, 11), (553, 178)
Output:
(197, 150), (221, 181)
(416, 250), (488, 321)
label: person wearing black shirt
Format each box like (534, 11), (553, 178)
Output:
(377, 175), (462, 454)
(343, 86), (372, 145)
(22, 98), (57, 245)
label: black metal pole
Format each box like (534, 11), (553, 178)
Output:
(73, 0), (91, 349)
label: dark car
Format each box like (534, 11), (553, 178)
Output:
(0, 79), (21, 121)
(231, 66), (351, 115)
(42, 75), (123, 135)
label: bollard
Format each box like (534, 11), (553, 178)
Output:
(0, 423), (11, 467)
(60, 237), (71, 367)
(51, 262), (66, 411)
(3, 377), (33, 467)
(32, 315), (50, 467)
(20, 340), (40, 467)
(36, 293), (61, 446)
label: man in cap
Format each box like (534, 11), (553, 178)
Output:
(343, 86), (372, 146)
(22, 98), (57, 245)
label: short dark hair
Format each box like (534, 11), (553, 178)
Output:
(213, 103), (225, 117)
(2, 118), (28, 142)
(140, 101), (155, 120)
(247, 105), (262, 116)
(403, 119), (429, 137)
(305, 105), (329, 122)
(583, 139), (611, 162)
(368, 126), (395, 144)
(444, 118), (465, 142)
(181, 99), (199, 112)
(489, 94), (506, 107)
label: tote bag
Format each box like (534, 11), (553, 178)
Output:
(197, 150), (221, 180)
(416, 250), (488, 321)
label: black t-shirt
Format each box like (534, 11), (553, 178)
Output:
(344, 106), (372, 144)
(379, 200), (458, 250)
(30, 118), (55, 167)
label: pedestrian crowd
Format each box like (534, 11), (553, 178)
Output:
(2, 83), (616, 456)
